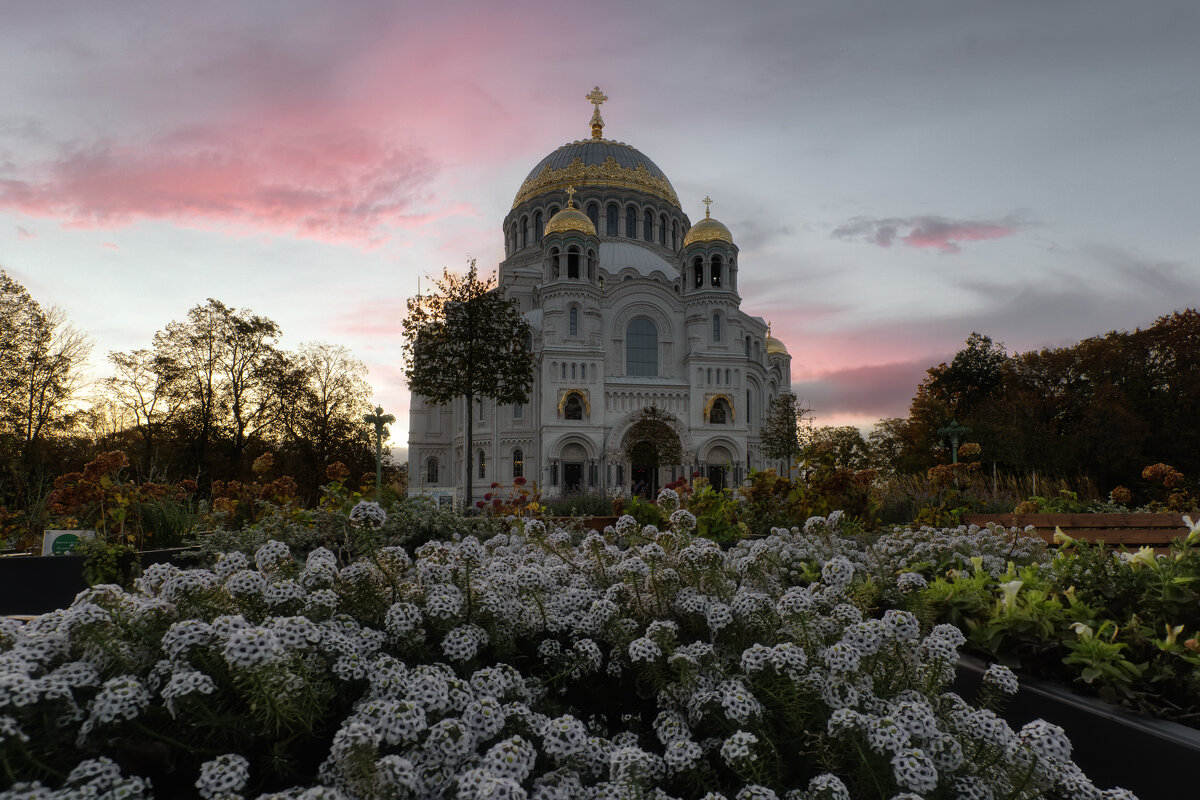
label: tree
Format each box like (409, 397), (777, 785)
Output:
(759, 393), (809, 478)
(806, 425), (871, 470)
(624, 405), (683, 467)
(0, 272), (92, 462)
(401, 261), (533, 509)
(105, 348), (184, 476)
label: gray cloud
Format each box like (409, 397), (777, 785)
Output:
(832, 214), (1028, 254)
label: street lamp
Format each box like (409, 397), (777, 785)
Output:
(937, 419), (971, 464)
(364, 405), (395, 497)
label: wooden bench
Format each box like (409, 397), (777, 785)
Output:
(961, 512), (1196, 550)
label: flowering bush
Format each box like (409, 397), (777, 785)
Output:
(0, 516), (1134, 799)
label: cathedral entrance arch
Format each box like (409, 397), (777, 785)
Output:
(561, 442), (587, 493)
(620, 406), (683, 499)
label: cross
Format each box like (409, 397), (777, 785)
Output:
(702, 195), (713, 219)
(565, 185), (577, 207)
(587, 86), (608, 139)
(586, 86), (608, 109)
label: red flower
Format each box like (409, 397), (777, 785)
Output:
(476, 500), (486, 509)
(484, 493), (493, 501)
(491, 482), (500, 489)
(514, 476), (527, 486)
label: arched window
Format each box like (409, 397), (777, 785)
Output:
(549, 206), (560, 218)
(745, 336), (751, 357)
(561, 363), (567, 379)
(513, 402), (523, 419)
(709, 398), (730, 424)
(564, 393), (583, 420)
(725, 368), (731, 384)
(521, 215), (529, 249)
(693, 257), (703, 288)
(587, 249), (596, 280)
(478, 450), (487, 478)
(671, 221), (678, 249)
(707, 368), (712, 384)
(587, 202), (599, 230)
(711, 255), (723, 287)
(551, 247), (560, 279)
(754, 341), (760, 362)
(571, 362), (576, 380)
(626, 205), (637, 238)
(658, 214), (667, 245)
(569, 306), (579, 336)
(581, 363), (586, 380)
(626, 318), (658, 377)
(510, 223), (518, 253)
(426, 458), (438, 484)
(567, 246), (580, 279)
(534, 210), (543, 242)
(513, 449), (524, 479)
(712, 313), (722, 342)
(606, 204), (618, 236)
(644, 210), (654, 242)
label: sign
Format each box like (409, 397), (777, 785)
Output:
(41, 530), (94, 556)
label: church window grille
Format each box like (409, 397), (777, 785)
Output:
(513, 449), (524, 479)
(569, 306), (578, 336)
(644, 210), (654, 242)
(626, 318), (658, 377)
(534, 211), (543, 241)
(587, 203), (599, 230)
(606, 204), (618, 236)
(479, 451), (486, 479)
(567, 247), (580, 279)
(712, 313), (722, 342)
(711, 255), (723, 287)
(564, 393), (583, 420)
(426, 458), (438, 484)
(693, 257), (703, 288)
(658, 214), (667, 245)
(626, 205), (637, 238)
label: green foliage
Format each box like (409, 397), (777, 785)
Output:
(541, 491), (613, 518)
(759, 392), (808, 475)
(401, 260), (533, 510)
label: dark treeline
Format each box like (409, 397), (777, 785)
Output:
(870, 310), (1200, 491)
(1, 269), (386, 537)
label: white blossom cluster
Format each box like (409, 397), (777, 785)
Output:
(0, 521), (1135, 800)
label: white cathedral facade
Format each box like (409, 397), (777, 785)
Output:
(407, 90), (792, 503)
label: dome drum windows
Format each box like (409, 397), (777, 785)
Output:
(644, 209), (654, 242)
(534, 211), (543, 242)
(711, 255), (723, 287)
(625, 205), (637, 238)
(568, 305), (579, 337)
(606, 204), (619, 236)
(567, 247), (580, 279)
(712, 313), (722, 343)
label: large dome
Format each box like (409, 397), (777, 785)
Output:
(512, 139), (681, 209)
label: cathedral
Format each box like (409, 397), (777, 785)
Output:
(407, 89), (792, 503)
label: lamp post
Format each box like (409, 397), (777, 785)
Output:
(364, 405), (395, 497)
(937, 419), (971, 464)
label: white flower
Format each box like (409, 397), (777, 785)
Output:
(982, 663), (1020, 696)
(223, 627), (285, 670)
(805, 773), (851, 800)
(543, 714), (588, 758)
(891, 747), (939, 793)
(349, 500), (388, 530)
(628, 637), (662, 663)
(719, 730), (759, 766)
(161, 669), (216, 717)
(255, 539), (293, 573)
(196, 753), (250, 799)
(484, 735), (538, 781)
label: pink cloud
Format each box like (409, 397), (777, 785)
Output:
(833, 214), (1023, 254)
(99, 241), (118, 249)
(0, 127), (441, 242)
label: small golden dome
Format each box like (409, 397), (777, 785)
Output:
(683, 196), (733, 247)
(766, 336), (788, 355)
(543, 187), (596, 236)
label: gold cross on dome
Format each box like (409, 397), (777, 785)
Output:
(702, 195), (713, 219)
(586, 86), (608, 108)
(587, 86), (608, 139)
(565, 185), (577, 207)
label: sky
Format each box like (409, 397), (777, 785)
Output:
(3, 0), (1199, 456)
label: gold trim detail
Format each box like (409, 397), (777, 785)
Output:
(558, 389), (591, 416)
(513, 151), (681, 209)
(683, 217), (733, 248)
(703, 393), (735, 422)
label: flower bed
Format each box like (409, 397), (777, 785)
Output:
(0, 507), (1139, 800)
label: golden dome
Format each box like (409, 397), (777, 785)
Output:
(543, 186), (596, 236)
(766, 336), (788, 355)
(544, 206), (596, 236)
(683, 196), (733, 247)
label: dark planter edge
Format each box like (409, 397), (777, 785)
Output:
(957, 654), (1200, 749)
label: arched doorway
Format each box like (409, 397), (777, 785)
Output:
(623, 405), (682, 499)
(561, 442), (587, 493)
(706, 444), (732, 493)
(629, 440), (659, 499)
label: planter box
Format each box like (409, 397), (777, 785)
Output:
(0, 547), (200, 616)
(962, 512), (1195, 549)
(955, 656), (1200, 800)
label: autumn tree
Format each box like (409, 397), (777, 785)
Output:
(401, 261), (533, 509)
(805, 425), (871, 471)
(105, 348), (184, 475)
